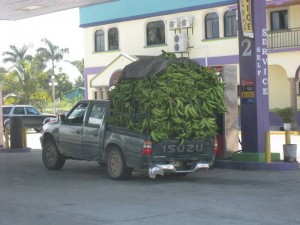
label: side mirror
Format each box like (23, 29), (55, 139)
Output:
(59, 114), (66, 123)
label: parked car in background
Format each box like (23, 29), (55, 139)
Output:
(2, 105), (57, 132)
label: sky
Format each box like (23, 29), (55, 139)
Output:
(0, 8), (84, 82)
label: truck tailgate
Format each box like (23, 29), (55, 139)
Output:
(152, 138), (214, 161)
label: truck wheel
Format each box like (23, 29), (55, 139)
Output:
(42, 139), (65, 170)
(107, 147), (132, 180)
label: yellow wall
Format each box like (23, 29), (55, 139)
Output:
(86, 74), (97, 100)
(269, 51), (300, 78)
(289, 5), (300, 28)
(268, 65), (290, 109)
(83, 5), (238, 69)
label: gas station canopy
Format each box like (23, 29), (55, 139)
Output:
(0, 0), (117, 20)
(1, 0), (300, 21)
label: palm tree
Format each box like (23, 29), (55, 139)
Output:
(3, 59), (48, 104)
(2, 45), (34, 103)
(2, 44), (32, 65)
(36, 38), (69, 78)
(74, 76), (85, 88)
(36, 38), (69, 113)
(68, 58), (84, 76)
(0, 67), (7, 81)
(67, 58), (84, 87)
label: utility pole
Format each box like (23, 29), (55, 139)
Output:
(49, 75), (58, 114)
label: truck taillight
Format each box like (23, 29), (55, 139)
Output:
(142, 140), (152, 155)
(213, 137), (218, 154)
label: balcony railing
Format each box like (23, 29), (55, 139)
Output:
(267, 27), (300, 49)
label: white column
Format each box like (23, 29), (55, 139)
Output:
(102, 87), (108, 100)
(289, 78), (298, 130)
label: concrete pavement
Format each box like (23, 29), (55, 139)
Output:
(0, 142), (300, 225)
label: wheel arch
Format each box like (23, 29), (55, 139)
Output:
(42, 132), (65, 170)
(3, 119), (9, 127)
(104, 143), (123, 162)
(41, 132), (57, 148)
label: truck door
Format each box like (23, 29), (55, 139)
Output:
(58, 102), (88, 158)
(81, 102), (107, 160)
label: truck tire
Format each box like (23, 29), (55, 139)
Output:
(107, 147), (132, 180)
(42, 139), (65, 170)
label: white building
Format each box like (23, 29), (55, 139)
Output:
(80, 0), (300, 112)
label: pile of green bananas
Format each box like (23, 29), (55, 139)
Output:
(108, 56), (226, 144)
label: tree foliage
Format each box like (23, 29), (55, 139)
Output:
(68, 58), (84, 88)
(2, 44), (33, 65)
(36, 38), (69, 77)
(1, 39), (79, 110)
(55, 69), (73, 100)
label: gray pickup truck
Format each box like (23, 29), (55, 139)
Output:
(40, 100), (217, 180)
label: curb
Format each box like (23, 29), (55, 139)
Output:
(0, 147), (31, 153)
(214, 160), (299, 171)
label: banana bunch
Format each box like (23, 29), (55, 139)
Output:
(108, 55), (226, 144)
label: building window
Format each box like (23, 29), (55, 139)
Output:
(271, 10), (288, 30)
(205, 12), (219, 39)
(108, 28), (119, 50)
(95, 29), (105, 52)
(224, 10), (237, 37)
(146, 20), (165, 46)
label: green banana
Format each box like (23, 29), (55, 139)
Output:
(108, 54), (226, 143)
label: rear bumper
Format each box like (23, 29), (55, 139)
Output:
(149, 160), (214, 179)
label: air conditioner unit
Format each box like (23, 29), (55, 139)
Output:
(168, 18), (180, 30)
(180, 16), (194, 28)
(173, 33), (188, 52)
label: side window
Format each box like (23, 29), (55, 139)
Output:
(25, 107), (39, 115)
(13, 107), (25, 114)
(146, 20), (165, 46)
(87, 103), (106, 126)
(108, 27), (119, 50)
(95, 29), (105, 52)
(224, 10), (237, 37)
(205, 12), (219, 39)
(67, 103), (88, 125)
(271, 10), (288, 30)
(2, 107), (12, 114)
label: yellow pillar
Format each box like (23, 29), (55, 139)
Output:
(285, 131), (291, 144)
(4, 128), (9, 148)
(22, 127), (27, 148)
